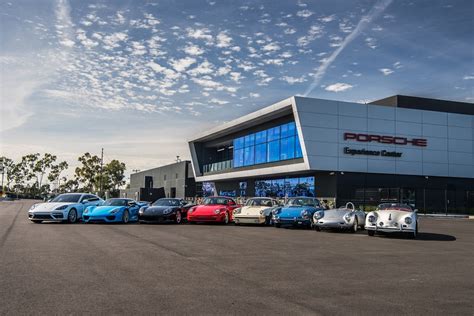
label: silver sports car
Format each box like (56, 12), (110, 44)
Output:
(313, 202), (366, 233)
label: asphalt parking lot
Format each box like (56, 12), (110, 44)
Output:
(0, 200), (473, 315)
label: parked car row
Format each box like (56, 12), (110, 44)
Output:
(27, 193), (419, 238)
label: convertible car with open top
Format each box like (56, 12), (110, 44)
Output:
(365, 203), (418, 238)
(313, 202), (366, 232)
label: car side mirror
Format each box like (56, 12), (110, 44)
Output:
(81, 199), (89, 204)
(414, 209), (418, 213)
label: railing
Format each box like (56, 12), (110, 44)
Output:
(203, 160), (233, 173)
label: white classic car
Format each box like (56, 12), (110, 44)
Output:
(313, 202), (366, 232)
(365, 203), (418, 238)
(233, 197), (280, 225)
(28, 193), (103, 223)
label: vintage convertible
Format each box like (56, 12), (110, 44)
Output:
(83, 198), (145, 223)
(313, 202), (366, 232)
(272, 197), (323, 228)
(365, 203), (418, 238)
(233, 197), (280, 225)
(187, 196), (240, 224)
(138, 198), (194, 224)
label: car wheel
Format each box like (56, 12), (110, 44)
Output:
(175, 211), (182, 224)
(122, 210), (130, 224)
(67, 209), (77, 223)
(223, 212), (229, 225)
(351, 218), (358, 233)
(368, 230), (375, 236)
(31, 220), (42, 224)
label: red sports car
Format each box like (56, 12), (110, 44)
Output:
(187, 196), (240, 224)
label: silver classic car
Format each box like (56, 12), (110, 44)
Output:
(313, 202), (366, 232)
(365, 203), (418, 238)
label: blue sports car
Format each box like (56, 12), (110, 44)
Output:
(83, 198), (145, 224)
(272, 197), (323, 228)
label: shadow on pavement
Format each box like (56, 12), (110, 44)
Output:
(376, 232), (456, 241)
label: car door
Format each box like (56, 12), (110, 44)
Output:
(78, 194), (95, 217)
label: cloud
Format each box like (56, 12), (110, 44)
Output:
(249, 92), (260, 98)
(169, 57), (196, 72)
(325, 83), (353, 92)
(216, 31), (232, 48)
(55, 0), (75, 47)
(379, 68), (394, 75)
(303, 0), (393, 96)
(262, 42), (281, 52)
(209, 98), (229, 105)
(463, 75), (474, 80)
(297, 25), (323, 47)
(319, 15), (336, 23)
(188, 60), (214, 76)
(281, 76), (306, 84)
(296, 9), (314, 18)
(183, 43), (205, 55)
(186, 27), (213, 44)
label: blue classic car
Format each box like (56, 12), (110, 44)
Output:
(83, 198), (145, 224)
(272, 197), (323, 228)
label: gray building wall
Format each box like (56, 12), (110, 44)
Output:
(120, 161), (196, 200)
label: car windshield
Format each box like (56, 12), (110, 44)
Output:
(378, 203), (413, 212)
(51, 194), (81, 203)
(153, 199), (180, 206)
(103, 199), (128, 206)
(245, 199), (273, 207)
(287, 198), (316, 207)
(203, 197), (230, 205)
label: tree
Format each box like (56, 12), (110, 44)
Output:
(48, 161), (69, 193)
(75, 153), (102, 192)
(105, 160), (126, 191)
(0, 156), (15, 190)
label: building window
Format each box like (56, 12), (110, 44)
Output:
(255, 176), (315, 197)
(233, 121), (302, 168)
(164, 174), (167, 181)
(176, 173), (178, 179)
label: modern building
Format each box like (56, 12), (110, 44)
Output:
(120, 161), (196, 201)
(188, 95), (474, 214)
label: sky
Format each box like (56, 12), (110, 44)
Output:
(0, 0), (473, 180)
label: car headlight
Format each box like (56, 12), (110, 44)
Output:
(30, 204), (37, 210)
(214, 209), (221, 215)
(110, 209), (120, 214)
(314, 211), (324, 219)
(405, 217), (412, 224)
(344, 213), (352, 222)
(234, 208), (241, 215)
(188, 207), (196, 214)
(55, 205), (68, 210)
(301, 210), (310, 217)
(139, 207), (146, 214)
(272, 208), (281, 215)
(368, 215), (377, 223)
(84, 209), (89, 214)
(163, 208), (172, 215)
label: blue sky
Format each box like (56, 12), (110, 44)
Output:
(0, 0), (473, 178)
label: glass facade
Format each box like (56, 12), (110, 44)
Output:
(255, 176), (315, 197)
(233, 122), (303, 168)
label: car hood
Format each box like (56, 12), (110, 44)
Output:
(191, 205), (226, 215)
(320, 209), (351, 220)
(30, 202), (74, 212)
(279, 206), (311, 217)
(143, 206), (176, 215)
(239, 206), (270, 216)
(373, 210), (414, 222)
(88, 206), (123, 216)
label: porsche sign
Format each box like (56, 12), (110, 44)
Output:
(343, 132), (427, 147)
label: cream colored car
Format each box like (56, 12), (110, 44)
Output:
(233, 197), (280, 225)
